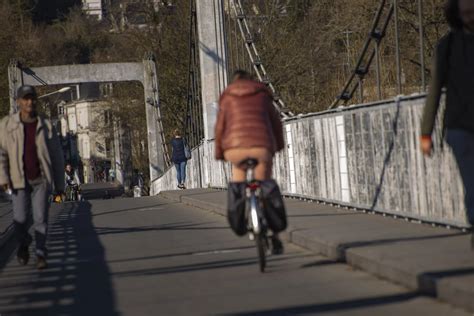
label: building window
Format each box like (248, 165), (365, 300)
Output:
(104, 110), (112, 125)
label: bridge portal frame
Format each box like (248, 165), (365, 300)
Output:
(7, 57), (167, 186)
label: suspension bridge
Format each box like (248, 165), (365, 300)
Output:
(167, 0), (468, 228)
(1, 1), (473, 315)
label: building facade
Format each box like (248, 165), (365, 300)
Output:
(59, 100), (114, 184)
(82, 0), (104, 20)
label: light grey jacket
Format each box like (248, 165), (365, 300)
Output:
(0, 113), (65, 191)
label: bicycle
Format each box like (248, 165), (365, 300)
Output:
(65, 183), (80, 202)
(239, 158), (270, 273)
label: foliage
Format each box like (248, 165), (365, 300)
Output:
(234, 0), (448, 113)
(0, 0), (451, 171)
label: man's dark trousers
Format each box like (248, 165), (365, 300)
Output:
(12, 177), (51, 257)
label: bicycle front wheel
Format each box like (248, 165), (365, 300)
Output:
(255, 233), (266, 273)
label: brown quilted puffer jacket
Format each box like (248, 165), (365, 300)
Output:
(214, 79), (285, 160)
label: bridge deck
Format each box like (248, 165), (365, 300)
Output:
(161, 189), (474, 313)
(0, 191), (471, 315)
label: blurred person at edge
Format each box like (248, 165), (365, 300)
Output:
(0, 85), (65, 269)
(421, 0), (474, 248)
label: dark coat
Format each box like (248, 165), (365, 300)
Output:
(171, 137), (187, 164)
(422, 31), (474, 135)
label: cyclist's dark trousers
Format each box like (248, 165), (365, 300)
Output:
(12, 177), (51, 257)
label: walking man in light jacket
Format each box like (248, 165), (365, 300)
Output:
(0, 85), (65, 269)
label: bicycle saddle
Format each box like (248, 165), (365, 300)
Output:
(238, 158), (259, 170)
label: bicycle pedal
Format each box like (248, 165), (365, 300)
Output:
(248, 233), (255, 241)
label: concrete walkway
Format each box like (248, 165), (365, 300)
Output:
(0, 195), (470, 315)
(160, 189), (474, 313)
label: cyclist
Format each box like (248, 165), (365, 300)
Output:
(64, 163), (81, 201)
(215, 70), (286, 254)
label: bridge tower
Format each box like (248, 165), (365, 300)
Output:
(195, 0), (228, 140)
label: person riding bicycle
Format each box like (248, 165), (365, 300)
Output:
(215, 70), (286, 254)
(64, 163), (81, 201)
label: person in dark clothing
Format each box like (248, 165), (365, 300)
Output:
(171, 129), (188, 189)
(421, 0), (474, 248)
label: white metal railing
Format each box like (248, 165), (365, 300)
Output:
(152, 94), (469, 227)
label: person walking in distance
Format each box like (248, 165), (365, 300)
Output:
(0, 85), (65, 269)
(421, 0), (474, 248)
(215, 70), (287, 254)
(65, 163), (81, 187)
(171, 129), (188, 189)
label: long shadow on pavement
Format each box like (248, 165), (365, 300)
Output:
(335, 232), (468, 257)
(0, 201), (118, 316)
(92, 202), (176, 218)
(93, 221), (229, 236)
(223, 292), (421, 315)
(113, 253), (308, 278)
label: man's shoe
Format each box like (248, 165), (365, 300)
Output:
(16, 236), (32, 266)
(36, 256), (48, 270)
(271, 236), (284, 255)
(17, 246), (30, 265)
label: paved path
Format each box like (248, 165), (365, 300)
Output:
(160, 189), (474, 313)
(80, 182), (124, 199)
(0, 195), (470, 315)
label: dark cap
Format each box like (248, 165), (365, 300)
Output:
(17, 85), (37, 99)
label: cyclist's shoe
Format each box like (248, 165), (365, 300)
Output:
(271, 236), (284, 255)
(17, 235), (33, 266)
(36, 255), (48, 270)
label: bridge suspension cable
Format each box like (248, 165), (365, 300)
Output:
(330, 0), (394, 109)
(224, 0), (294, 118)
(330, 0), (429, 110)
(183, 0), (204, 150)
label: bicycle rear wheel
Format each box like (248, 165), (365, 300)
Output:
(255, 232), (266, 272)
